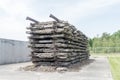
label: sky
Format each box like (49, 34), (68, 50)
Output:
(0, 0), (120, 41)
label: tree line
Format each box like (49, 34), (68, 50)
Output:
(89, 30), (120, 53)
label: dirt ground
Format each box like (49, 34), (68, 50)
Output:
(20, 59), (94, 72)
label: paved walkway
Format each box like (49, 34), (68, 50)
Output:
(0, 57), (113, 80)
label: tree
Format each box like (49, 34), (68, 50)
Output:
(89, 30), (120, 53)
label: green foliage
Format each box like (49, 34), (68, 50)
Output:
(89, 30), (120, 53)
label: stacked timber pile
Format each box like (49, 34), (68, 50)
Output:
(26, 14), (89, 67)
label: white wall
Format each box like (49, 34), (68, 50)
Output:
(0, 38), (31, 65)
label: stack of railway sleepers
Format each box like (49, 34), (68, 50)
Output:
(26, 14), (89, 67)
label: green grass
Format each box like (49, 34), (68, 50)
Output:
(108, 57), (120, 80)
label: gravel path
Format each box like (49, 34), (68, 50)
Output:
(0, 57), (113, 80)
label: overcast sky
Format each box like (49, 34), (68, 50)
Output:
(0, 0), (120, 41)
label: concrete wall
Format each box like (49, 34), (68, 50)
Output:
(0, 38), (31, 65)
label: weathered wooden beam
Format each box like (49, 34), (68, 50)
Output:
(26, 15), (89, 67)
(26, 17), (39, 23)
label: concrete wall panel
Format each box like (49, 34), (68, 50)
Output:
(0, 38), (30, 65)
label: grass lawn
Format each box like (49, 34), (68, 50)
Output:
(108, 56), (120, 80)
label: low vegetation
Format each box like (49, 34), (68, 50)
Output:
(108, 56), (120, 80)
